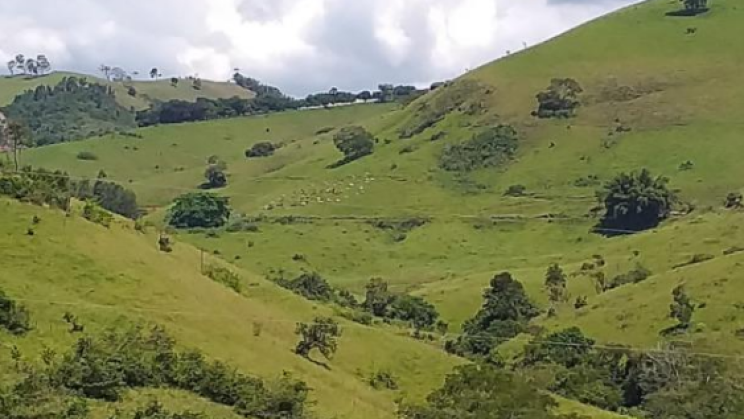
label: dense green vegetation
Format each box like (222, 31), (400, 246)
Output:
(4, 77), (136, 145)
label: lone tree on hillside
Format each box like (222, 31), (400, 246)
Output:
(332, 126), (374, 165)
(670, 285), (695, 329)
(598, 169), (676, 234)
(167, 193), (231, 229)
(544, 263), (568, 305)
(534, 78), (583, 118)
(295, 317), (341, 362)
(2, 120), (33, 171)
(150, 68), (159, 80)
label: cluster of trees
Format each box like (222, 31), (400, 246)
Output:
(0, 166), (140, 219)
(681, 0), (709, 12)
(0, 325), (311, 418)
(167, 193), (231, 229)
(534, 78), (583, 119)
(4, 76), (136, 145)
(439, 125), (519, 172)
(275, 273), (442, 333)
(446, 272), (539, 358)
(598, 169), (676, 233)
(514, 326), (742, 417)
(6, 54), (51, 76)
(400, 364), (576, 419)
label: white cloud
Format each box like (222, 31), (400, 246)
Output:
(0, 0), (639, 95)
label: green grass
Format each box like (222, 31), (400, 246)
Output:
(0, 71), (252, 110)
(0, 198), (461, 419)
(8, 1), (744, 416)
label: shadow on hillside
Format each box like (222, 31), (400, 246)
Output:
(665, 8), (710, 17)
(659, 324), (689, 337)
(298, 354), (331, 371)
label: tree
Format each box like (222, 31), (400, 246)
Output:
(333, 126), (374, 163)
(99, 65), (112, 81)
(545, 263), (568, 305)
(294, 317), (341, 361)
(0, 289), (32, 335)
(7, 60), (15, 75)
(363, 278), (394, 317)
(280, 272), (335, 302)
(110, 67), (128, 82)
(669, 285), (694, 329)
(522, 327), (595, 368)
(378, 84), (395, 103)
(357, 90), (372, 102)
(204, 164), (227, 189)
(389, 295), (439, 331)
(400, 365), (561, 419)
(37, 54), (51, 75)
(534, 78), (583, 118)
(598, 169), (676, 233)
(150, 68), (159, 79)
(171, 77), (179, 87)
(193, 78), (202, 90)
(24, 58), (38, 76)
(168, 193), (231, 229)
(4, 120), (32, 171)
(15, 54), (26, 75)
(449, 272), (540, 356)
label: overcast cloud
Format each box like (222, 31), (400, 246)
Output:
(0, 0), (639, 96)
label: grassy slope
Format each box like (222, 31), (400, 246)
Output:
(15, 0), (744, 392)
(0, 198), (462, 419)
(0, 71), (253, 110)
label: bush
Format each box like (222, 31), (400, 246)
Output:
(76, 151), (98, 161)
(203, 264), (242, 293)
(369, 370), (399, 390)
(204, 165), (227, 189)
(0, 289), (32, 335)
(504, 184), (527, 197)
(608, 264), (651, 289)
(226, 217), (260, 233)
(725, 192), (743, 209)
(439, 125), (518, 172)
(389, 295), (439, 331)
(168, 193), (231, 229)
(533, 78), (583, 119)
(82, 201), (113, 227)
(276, 272), (335, 302)
(246, 142), (277, 158)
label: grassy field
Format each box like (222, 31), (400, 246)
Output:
(0, 71), (253, 110)
(0, 198), (463, 419)
(6, 0), (744, 416)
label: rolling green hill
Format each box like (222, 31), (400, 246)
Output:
(7, 0), (744, 417)
(0, 71), (253, 110)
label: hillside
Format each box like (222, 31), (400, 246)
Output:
(0, 198), (463, 419)
(9, 0), (744, 416)
(0, 71), (254, 110)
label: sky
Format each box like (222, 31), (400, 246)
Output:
(0, 0), (639, 96)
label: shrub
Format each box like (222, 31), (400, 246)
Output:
(76, 151), (98, 161)
(0, 289), (32, 335)
(276, 272), (335, 302)
(389, 295), (439, 331)
(609, 264), (651, 289)
(203, 264), (242, 293)
(158, 234), (173, 253)
(533, 78), (583, 119)
(439, 125), (518, 172)
(725, 192), (743, 209)
(504, 184), (527, 197)
(82, 201), (113, 227)
(226, 217), (260, 233)
(204, 165), (227, 189)
(246, 142), (277, 158)
(369, 370), (399, 390)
